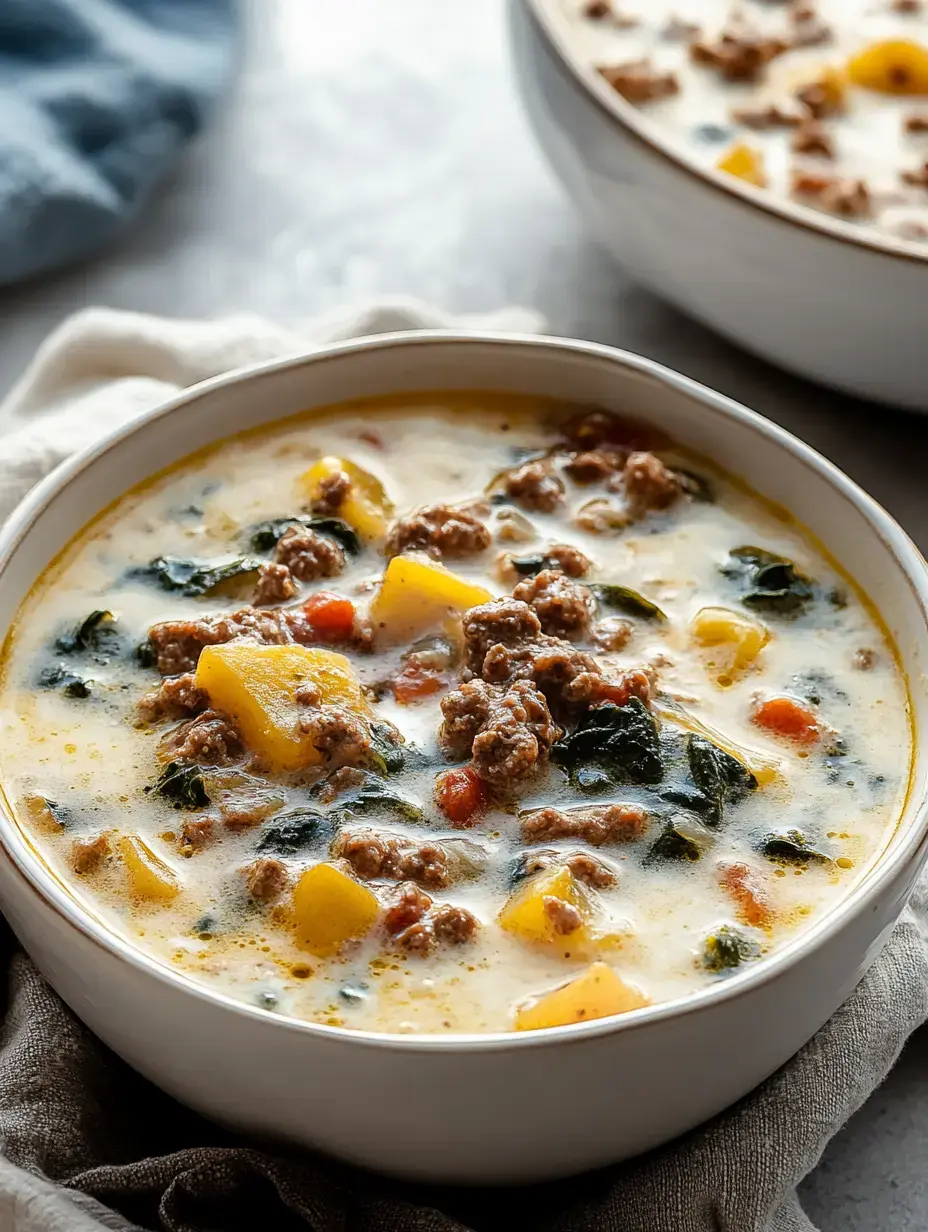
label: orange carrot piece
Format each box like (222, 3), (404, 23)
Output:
(752, 695), (820, 745)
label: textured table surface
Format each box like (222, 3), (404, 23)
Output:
(1, 0), (927, 1226)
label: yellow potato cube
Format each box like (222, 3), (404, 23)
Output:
(195, 644), (366, 772)
(514, 962), (650, 1031)
(118, 835), (180, 903)
(848, 39), (928, 95)
(499, 867), (593, 950)
(292, 863), (379, 956)
(716, 143), (766, 187)
(368, 555), (493, 643)
(691, 606), (769, 673)
(298, 456), (393, 540)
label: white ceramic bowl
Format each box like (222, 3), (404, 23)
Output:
(0, 333), (927, 1184)
(509, 0), (928, 411)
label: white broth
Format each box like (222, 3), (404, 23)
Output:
(0, 393), (911, 1034)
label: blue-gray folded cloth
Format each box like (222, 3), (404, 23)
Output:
(0, 0), (238, 285)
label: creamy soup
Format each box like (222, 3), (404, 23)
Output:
(0, 393), (911, 1034)
(558, 0), (928, 245)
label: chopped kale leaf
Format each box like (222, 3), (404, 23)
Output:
(646, 815), (714, 864)
(146, 761), (209, 810)
(247, 515), (361, 556)
(369, 722), (406, 775)
(588, 584), (667, 621)
(131, 555), (261, 597)
(256, 809), (331, 855)
(135, 640), (157, 670)
(552, 698), (663, 786)
(55, 610), (121, 657)
(701, 925), (760, 973)
(759, 828), (832, 865)
(507, 553), (557, 578)
(721, 545), (814, 617)
(687, 734), (756, 827)
(38, 664), (92, 699)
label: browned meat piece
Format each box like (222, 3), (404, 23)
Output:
(558, 409), (651, 451)
(385, 504), (491, 559)
(791, 172), (872, 217)
(796, 80), (844, 119)
(220, 796), (281, 830)
(244, 857), (289, 903)
(621, 451), (682, 516)
(298, 705), (372, 769)
(316, 766), (367, 804)
(440, 678), (560, 788)
(147, 605), (296, 675)
(853, 648), (877, 671)
(791, 120), (835, 158)
(500, 460), (565, 513)
(275, 526), (345, 581)
(564, 665), (652, 711)
(599, 60), (680, 103)
(563, 448), (627, 484)
(137, 672), (208, 722)
(180, 817), (214, 851)
(513, 569), (593, 640)
(431, 903), (480, 944)
(71, 832), (110, 874)
(462, 598), (542, 673)
(384, 882), (433, 935)
(690, 20), (787, 82)
(902, 161), (928, 188)
(485, 638), (603, 722)
(573, 498), (631, 535)
(543, 896), (584, 936)
(594, 617), (633, 652)
(546, 544), (592, 577)
(905, 112), (928, 132)
(516, 848), (618, 889)
(331, 830), (452, 889)
(395, 902), (480, 955)
(893, 0), (922, 11)
(583, 0), (611, 16)
(161, 710), (243, 766)
(731, 102), (802, 129)
(310, 469), (351, 516)
(253, 562), (297, 606)
(521, 803), (649, 846)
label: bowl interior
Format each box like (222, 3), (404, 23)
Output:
(1, 332), (926, 1036)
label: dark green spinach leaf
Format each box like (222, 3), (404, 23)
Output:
(38, 664), (92, 699)
(132, 556), (261, 597)
(687, 735), (757, 827)
(759, 828), (832, 865)
(701, 925), (760, 973)
(247, 515), (361, 556)
(256, 809), (331, 855)
(721, 546), (814, 617)
(589, 584), (666, 621)
(552, 698), (663, 785)
(646, 815), (714, 864)
(369, 722), (406, 775)
(146, 761), (209, 810)
(55, 610), (120, 656)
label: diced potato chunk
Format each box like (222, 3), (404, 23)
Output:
(848, 40), (928, 95)
(716, 143), (766, 187)
(691, 606), (769, 675)
(292, 863), (379, 956)
(514, 962), (649, 1031)
(118, 834), (180, 902)
(499, 867), (593, 950)
(297, 456), (393, 540)
(195, 644), (366, 772)
(369, 555), (493, 643)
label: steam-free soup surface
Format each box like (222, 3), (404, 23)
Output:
(0, 393), (910, 1034)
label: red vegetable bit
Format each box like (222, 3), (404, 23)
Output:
(719, 861), (773, 930)
(436, 766), (487, 828)
(302, 592), (356, 644)
(752, 695), (820, 745)
(390, 663), (445, 705)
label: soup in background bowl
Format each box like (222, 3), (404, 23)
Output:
(0, 334), (924, 1182)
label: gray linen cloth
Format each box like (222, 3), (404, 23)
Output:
(0, 305), (926, 1232)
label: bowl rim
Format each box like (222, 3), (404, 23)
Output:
(1, 328), (927, 1054)
(519, 0), (928, 269)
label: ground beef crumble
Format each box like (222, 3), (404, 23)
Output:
(499, 460), (566, 513)
(393, 903), (480, 955)
(621, 451), (683, 516)
(147, 605), (302, 675)
(543, 896), (584, 935)
(384, 504), (491, 559)
(160, 710), (243, 766)
(275, 526), (345, 581)
(791, 172), (872, 217)
(137, 672), (207, 722)
(512, 569), (593, 640)
(244, 857), (289, 903)
(547, 543), (593, 576)
(180, 817), (214, 851)
(71, 833), (111, 874)
(310, 470), (351, 516)
(331, 830), (452, 889)
(383, 882), (433, 934)
(598, 59), (680, 103)
(439, 678), (561, 788)
(521, 803), (650, 846)
(690, 21), (787, 82)
(563, 448), (627, 484)
(517, 848), (618, 889)
(594, 616), (633, 652)
(298, 706), (372, 769)
(791, 120), (835, 158)
(462, 598), (543, 673)
(253, 562), (297, 606)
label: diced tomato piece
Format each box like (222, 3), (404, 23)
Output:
(302, 592), (356, 643)
(719, 861), (773, 929)
(390, 663), (445, 705)
(752, 695), (820, 744)
(436, 766), (487, 828)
